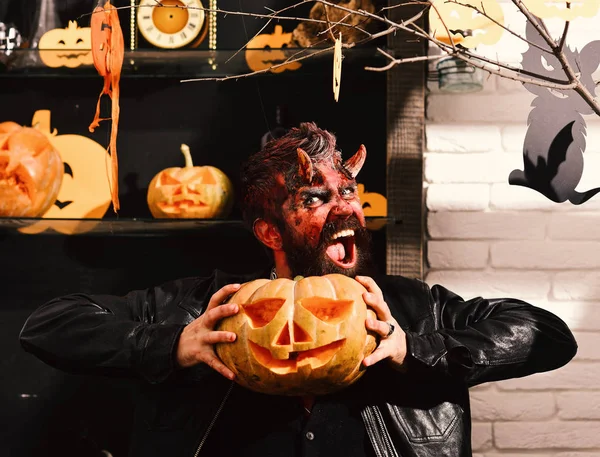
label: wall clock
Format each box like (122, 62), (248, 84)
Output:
(137, 0), (207, 49)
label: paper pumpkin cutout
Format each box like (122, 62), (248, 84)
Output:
(509, 20), (600, 204)
(18, 110), (111, 235)
(522, 0), (600, 20)
(358, 184), (387, 217)
(38, 21), (93, 68)
(245, 25), (302, 73)
(216, 274), (377, 396)
(358, 184), (387, 230)
(428, 0), (504, 48)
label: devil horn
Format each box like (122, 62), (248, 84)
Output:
(343, 144), (367, 178)
(297, 148), (314, 183)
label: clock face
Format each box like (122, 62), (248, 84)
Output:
(137, 0), (206, 49)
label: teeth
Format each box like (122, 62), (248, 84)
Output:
(332, 229), (354, 240)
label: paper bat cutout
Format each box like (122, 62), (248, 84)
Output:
(509, 18), (600, 204)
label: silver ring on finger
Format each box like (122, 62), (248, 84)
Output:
(385, 322), (395, 338)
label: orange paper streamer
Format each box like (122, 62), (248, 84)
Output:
(89, 0), (124, 212)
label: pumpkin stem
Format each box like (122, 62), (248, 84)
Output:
(180, 143), (194, 168)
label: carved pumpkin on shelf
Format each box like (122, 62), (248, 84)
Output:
(38, 21), (93, 68)
(147, 144), (234, 219)
(245, 25), (302, 73)
(216, 274), (377, 396)
(17, 110), (112, 235)
(0, 119), (63, 217)
(428, 0), (504, 48)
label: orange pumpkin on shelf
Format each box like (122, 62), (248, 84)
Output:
(0, 120), (63, 217)
(216, 274), (377, 396)
(147, 144), (234, 219)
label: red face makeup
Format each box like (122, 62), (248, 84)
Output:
(276, 146), (373, 278)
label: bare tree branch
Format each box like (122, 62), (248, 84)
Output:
(84, 1), (600, 115)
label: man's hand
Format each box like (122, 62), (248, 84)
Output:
(175, 283), (241, 380)
(355, 275), (407, 370)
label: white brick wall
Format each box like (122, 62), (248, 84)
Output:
(424, 6), (600, 454)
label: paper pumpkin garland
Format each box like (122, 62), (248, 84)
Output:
(245, 25), (302, 73)
(38, 21), (93, 68)
(216, 274), (377, 396)
(18, 110), (112, 235)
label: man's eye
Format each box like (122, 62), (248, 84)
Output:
(341, 188), (356, 198)
(304, 196), (322, 206)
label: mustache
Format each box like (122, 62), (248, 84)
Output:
(319, 216), (366, 245)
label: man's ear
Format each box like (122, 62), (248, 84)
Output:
(253, 219), (283, 251)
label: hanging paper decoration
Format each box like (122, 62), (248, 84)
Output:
(89, 0), (124, 213)
(509, 19), (600, 204)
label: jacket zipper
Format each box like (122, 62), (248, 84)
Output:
(192, 381), (234, 457)
(362, 405), (399, 457)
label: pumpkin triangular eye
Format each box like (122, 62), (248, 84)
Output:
(299, 298), (354, 324)
(243, 298), (286, 327)
(159, 174), (181, 186)
(197, 168), (217, 184)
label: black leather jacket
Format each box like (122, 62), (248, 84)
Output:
(19, 269), (577, 457)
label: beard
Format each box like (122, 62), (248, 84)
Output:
(280, 216), (375, 278)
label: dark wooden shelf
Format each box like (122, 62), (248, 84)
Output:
(0, 47), (387, 79)
(0, 216), (396, 236)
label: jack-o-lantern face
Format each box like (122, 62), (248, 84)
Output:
(429, 0), (505, 48)
(0, 120), (63, 217)
(147, 144), (234, 219)
(522, 0), (599, 20)
(216, 274), (377, 396)
(38, 21), (93, 68)
(245, 25), (302, 73)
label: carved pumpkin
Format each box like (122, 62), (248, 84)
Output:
(0, 120), (63, 217)
(522, 0), (599, 20)
(216, 274), (377, 396)
(428, 0), (504, 48)
(17, 110), (112, 235)
(38, 21), (93, 68)
(147, 144), (234, 219)
(245, 25), (302, 73)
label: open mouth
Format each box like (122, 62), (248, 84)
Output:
(325, 229), (357, 269)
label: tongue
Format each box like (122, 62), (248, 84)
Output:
(326, 242), (346, 262)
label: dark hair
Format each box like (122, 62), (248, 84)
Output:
(240, 121), (342, 228)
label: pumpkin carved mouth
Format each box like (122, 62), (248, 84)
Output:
(249, 339), (346, 374)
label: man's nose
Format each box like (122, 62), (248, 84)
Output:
(330, 197), (353, 217)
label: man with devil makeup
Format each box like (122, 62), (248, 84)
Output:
(20, 122), (577, 457)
